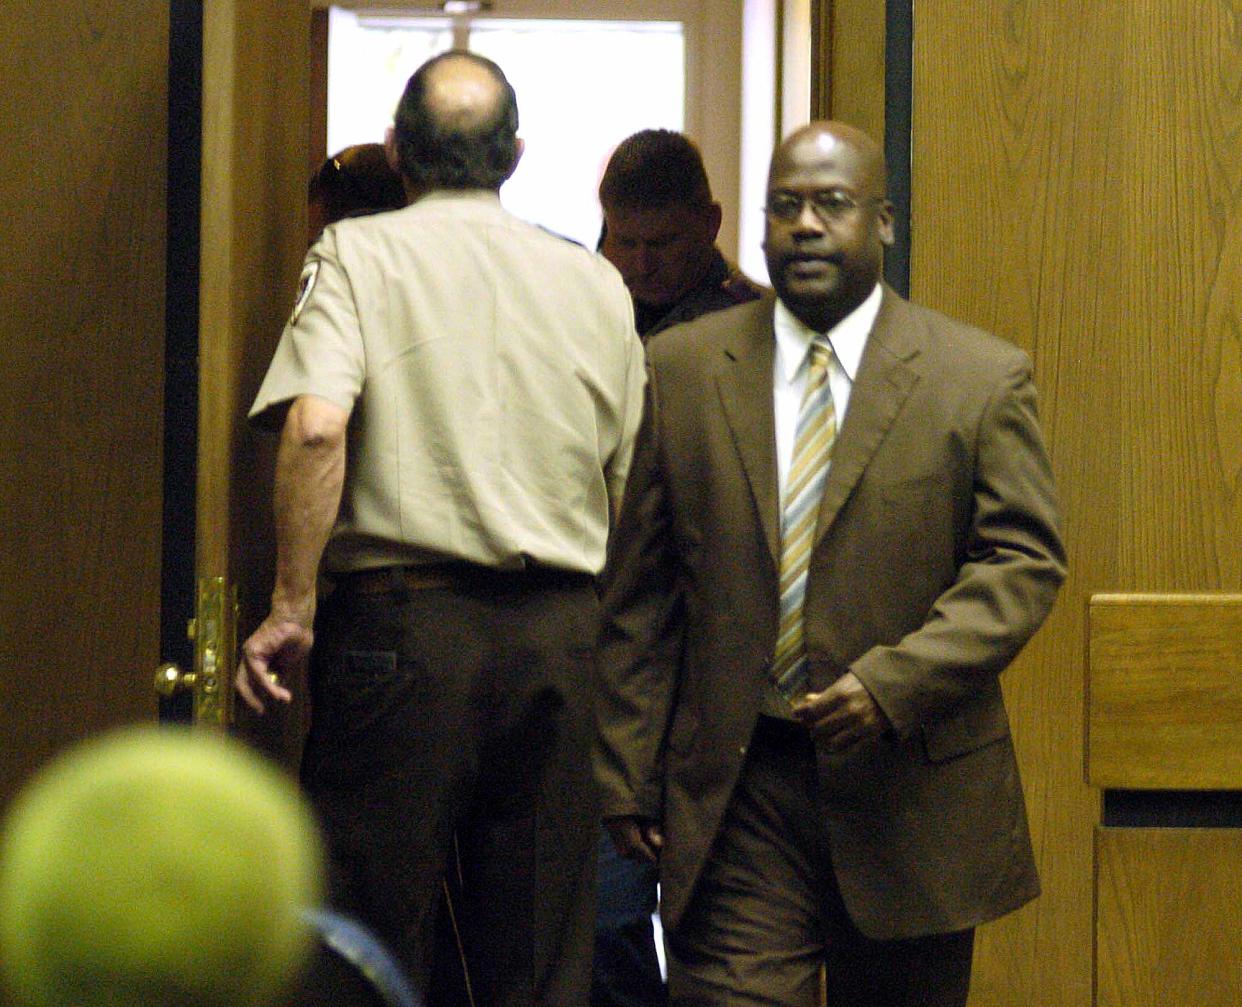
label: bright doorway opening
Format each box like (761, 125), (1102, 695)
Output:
(326, 9), (685, 248)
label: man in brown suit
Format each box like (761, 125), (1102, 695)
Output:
(595, 122), (1067, 1006)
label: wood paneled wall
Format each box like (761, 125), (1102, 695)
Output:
(909, 2), (1242, 1003)
(1088, 594), (1242, 789)
(1096, 828), (1242, 1007)
(0, 4), (168, 808)
(309, 8), (329, 176)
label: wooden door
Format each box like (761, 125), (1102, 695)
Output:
(195, 0), (310, 761)
(0, 0), (311, 815)
(819, 1), (1242, 1003)
(0, 4), (168, 810)
(909, 2), (1242, 1005)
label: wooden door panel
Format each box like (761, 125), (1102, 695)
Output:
(1097, 829), (1242, 1006)
(907, 2), (1242, 1004)
(199, 0), (309, 759)
(0, 3), (168, 809)
(1088, 594), (1242, 790)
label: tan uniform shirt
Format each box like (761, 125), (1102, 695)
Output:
(251, 190), (645, 575)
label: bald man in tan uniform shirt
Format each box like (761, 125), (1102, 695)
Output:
(239, 53), (643, 1007)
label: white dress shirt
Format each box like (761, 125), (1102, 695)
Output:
(773, 283), (882, 506)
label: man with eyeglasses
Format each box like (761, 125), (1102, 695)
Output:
(594, 121), (1066, 1006)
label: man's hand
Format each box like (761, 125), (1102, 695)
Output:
(236, 615), (312, 715)
(791, 671), (890, 752)
(606, 816), (665, 864)
(236, 394), (348, 717)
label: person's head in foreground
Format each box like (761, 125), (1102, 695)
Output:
(0, 726), (323, 1007)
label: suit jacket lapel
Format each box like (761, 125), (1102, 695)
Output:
(814, 287), (923, 547)
(715, 299), (781, 567)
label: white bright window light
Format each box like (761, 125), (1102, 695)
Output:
(326, 9), (685, 249)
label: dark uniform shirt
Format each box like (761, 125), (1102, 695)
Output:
(634, 248), (764, 341)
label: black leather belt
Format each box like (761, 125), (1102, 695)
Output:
(334, 563), (593, 594)
(335, 565), (461, 593)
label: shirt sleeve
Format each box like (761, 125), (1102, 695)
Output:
(249, 228), (366, 430)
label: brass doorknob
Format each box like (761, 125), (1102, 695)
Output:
(154, 662), (197, 698)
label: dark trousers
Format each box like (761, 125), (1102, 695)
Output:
(300, 566), (601, 1007)
(592, 831), (667, 1007)
(666, 716), (975, 1007)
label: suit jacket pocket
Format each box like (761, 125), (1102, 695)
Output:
(921, 700), (1011, 763)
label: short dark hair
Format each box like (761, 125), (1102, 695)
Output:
(392, 51), (520, 191)
(599, 130), (713, 212)
(308, 143), (406, 225)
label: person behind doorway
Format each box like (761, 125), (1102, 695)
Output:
(236, 51), (645, 1007)
(594, 121), (1067, 1007)
(307, 142), (407, 244)
(591, 128), (761, 1007)
(598, 129), (761, 342)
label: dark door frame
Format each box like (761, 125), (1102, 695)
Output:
(809, 0), (911, 298)
(881, 0), (912, 298)
(161, 0), (202, 721)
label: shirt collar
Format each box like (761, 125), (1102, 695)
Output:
(411, 188), (503, 208)
(774, 283), (883, 383)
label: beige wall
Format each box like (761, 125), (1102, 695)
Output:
(695, 0), (748, 260)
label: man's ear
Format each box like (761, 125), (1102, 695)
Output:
(384, 126), (400, 173)
(505, 137), (526, 181)
(705, 202), (723, 243)
(384, 126), (417, 201)
(876, 199), (896, 246)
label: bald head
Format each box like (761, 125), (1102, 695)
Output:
(391, 51), (521, 192)
(762, 120), (894, 332)
(769, 121), (887, 199)
(421, 52), (509, 134)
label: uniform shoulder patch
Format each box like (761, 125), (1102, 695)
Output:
(290, 259), (321, 326)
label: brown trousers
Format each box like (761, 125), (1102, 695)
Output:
(301, 565), (600, 1007)
(666, 716), (974, 1007)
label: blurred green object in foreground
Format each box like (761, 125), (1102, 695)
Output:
(0, 725), (323, 1007)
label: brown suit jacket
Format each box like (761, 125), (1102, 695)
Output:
(595, 286), (1066, 940)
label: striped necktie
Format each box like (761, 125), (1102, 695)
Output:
(772, 338), (836, 700)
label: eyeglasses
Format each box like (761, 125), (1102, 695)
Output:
(764, 189), (884, 224)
